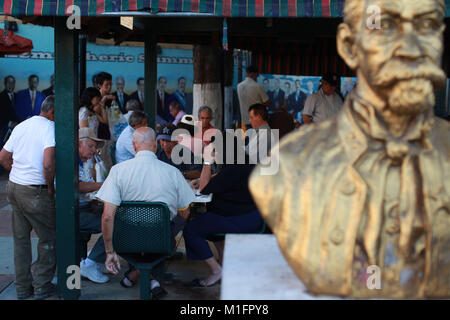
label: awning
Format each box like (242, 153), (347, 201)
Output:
(0, 0), (349, 18)
(0, 28), (33, 54)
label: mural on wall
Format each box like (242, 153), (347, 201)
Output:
(257, 74), (321, 121)
(0, 23), (195, 116)
(255, 74), (358, 123)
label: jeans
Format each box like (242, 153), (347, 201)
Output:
(79, 203), (106, 263)
(183, 210), (263, 260)
(7, 181), (56, 295)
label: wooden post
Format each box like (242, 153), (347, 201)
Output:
(54, 17), (80, 300)
(144, 25), (157, 129)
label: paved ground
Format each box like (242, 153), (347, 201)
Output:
(0, 170), (220, 300)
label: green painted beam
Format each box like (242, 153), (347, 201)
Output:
(54, 17), (81, 300)
(144, 25), (157, 129)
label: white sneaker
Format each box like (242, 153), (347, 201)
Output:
(100, 263), (110, 274)
(81, 260), (110, 284)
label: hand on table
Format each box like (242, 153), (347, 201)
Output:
(190, 179), (200, 190)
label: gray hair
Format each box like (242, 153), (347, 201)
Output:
(198, 105), (213, 118)
(129, 111), (146, 128)
(41, 95), (55, 113)
(133, 127), (156, 144)
(126, 99), (141, 112)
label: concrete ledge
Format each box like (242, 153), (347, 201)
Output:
(220, 234), (341, 300)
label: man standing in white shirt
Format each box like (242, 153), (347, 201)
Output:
(115, 111), (148, 163)
(237, 66), (270, 127)
(96, 127), (195, 296)
(0, 96), (57, 300)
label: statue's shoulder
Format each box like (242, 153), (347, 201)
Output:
(277, 117), (341, 164)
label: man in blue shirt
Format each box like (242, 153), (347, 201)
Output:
(156, 123), (202, 180)
(115, 111), (147, 163)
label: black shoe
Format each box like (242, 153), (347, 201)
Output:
(34, 284), (57, 300)
(151, 286), (168, 300)
(17, 290), (34, 300)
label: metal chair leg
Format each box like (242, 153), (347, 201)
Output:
(139, 269), (151, 300)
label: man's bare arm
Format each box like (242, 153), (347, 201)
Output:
(302, 114), (312, 124)
(43, 147), (55, 195)
(79, 182), (103, 194)
(0, 148), (13, 171)
(199, 164), (212, 191)
(102, 202), (118, 254)
(177, 207), (190, 220)
(102, 202), (121, 275)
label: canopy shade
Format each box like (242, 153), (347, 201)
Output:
(3, 0), (450, 18)
(1, 0), (349, 17)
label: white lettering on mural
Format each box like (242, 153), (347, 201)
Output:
(4, 51), (193, 64)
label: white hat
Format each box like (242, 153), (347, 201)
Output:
(79, 127), (105, 147)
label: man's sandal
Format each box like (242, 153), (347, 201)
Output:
(120, 269), (136, 288)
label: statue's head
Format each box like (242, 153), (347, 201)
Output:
(337, 0), (447, 116)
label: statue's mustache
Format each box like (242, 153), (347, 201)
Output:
(374, 59), (447, 89)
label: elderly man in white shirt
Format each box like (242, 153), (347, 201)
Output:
(96, 127), (195, 296)
(115, 110), (147, 163)
(0, 96), (56, 300)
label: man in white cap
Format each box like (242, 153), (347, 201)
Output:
(77, 127), (110, 284)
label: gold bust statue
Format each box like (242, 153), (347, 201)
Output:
(249, 0), (449, 298)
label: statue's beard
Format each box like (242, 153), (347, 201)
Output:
(372, 59), (446, 116)
(388, 79), (435, 116)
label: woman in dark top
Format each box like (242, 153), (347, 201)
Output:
(183, 143), (263, 287)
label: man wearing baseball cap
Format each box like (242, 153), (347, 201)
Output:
(77, 127), (110, 284)
(302, 73), (344, 124)
(156, 123), (202, 180)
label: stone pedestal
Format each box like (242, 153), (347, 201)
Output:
(220, 234), (342, 300)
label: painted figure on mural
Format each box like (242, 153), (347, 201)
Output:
(113, 76), (129, 114)
(172, 76), (193, 115)
(249, 0), (449, 298)
(14, 74), (46, 122)
(130, 77), (145, 110)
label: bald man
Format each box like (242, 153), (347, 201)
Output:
(96, 127), (195, 294)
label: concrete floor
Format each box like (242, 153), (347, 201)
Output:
(0, 170), (220, 300)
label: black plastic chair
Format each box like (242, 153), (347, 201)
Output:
(112, 201), (174, 300)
